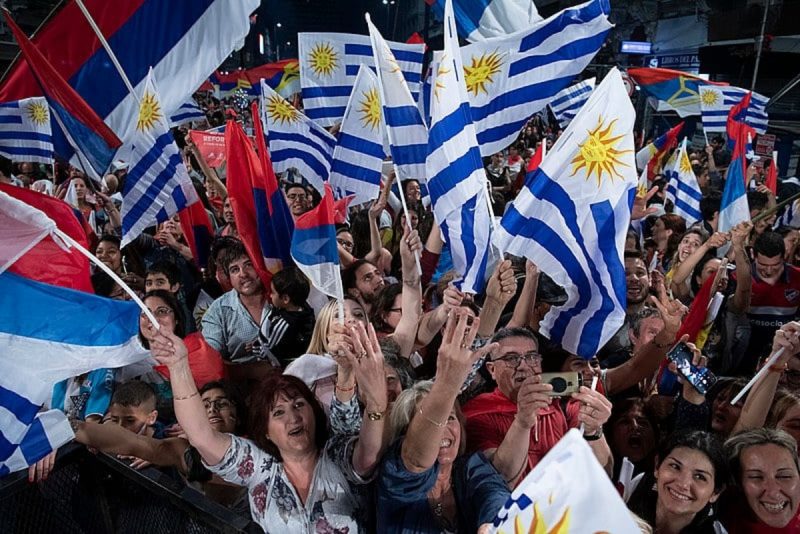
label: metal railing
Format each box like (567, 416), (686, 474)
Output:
(0, 444), (262, 533)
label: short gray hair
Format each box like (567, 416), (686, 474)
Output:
(725, 428), (800, 483)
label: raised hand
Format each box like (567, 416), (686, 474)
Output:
(328, 321), (357, 371)
(707, 231), (731, 249)
(631, 187), (659, 221)
(399, 225), (422, 267)
(436, 312), (497, 388)
(348, 321), (388, 413)
(572, 386), (612, 435)
(485, 259), (517, 306)
(150, 329), (189, 369)
(514, 376), (552, 430)
(649, 280), (687, 343)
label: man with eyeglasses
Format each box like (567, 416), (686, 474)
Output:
(285, 183), (311, 218)
(462, 327), (612, 486)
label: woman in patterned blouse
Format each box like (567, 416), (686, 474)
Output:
(150, 320), (390, 533)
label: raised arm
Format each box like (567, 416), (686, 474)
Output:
(417, 285), (463, 347)
(187, 139), (227, 200)
(670, 232), (729, 299)
(729, 221), (753, 314)
(477, 259), (518, 338)
(507, 261), (538, 329)
(391, 227), (423, 358)
(402, 314), (495, 473)
(364, 196), (388, 267)
(149, 328), (231, 465)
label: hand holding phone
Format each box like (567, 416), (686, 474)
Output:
(666, 341), (717, 396)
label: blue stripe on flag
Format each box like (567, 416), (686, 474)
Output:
(674, 180), (703, 202)
(344, 43), (424, 64)
(329, 159), (382, 186)
(390, 143), (427, 166)
(0, 131), (51, 142)
(0, 384), (39, 426)
(518, 0), (606, 53)
(673, 198), (703, 221)
(269, 131), (334, 163)
(0, 272), (140, 346)
(428, 146), (483, 202)
(291, 225), (339, 266)
(18, 417), (52, 467)
(0, 146), (53, 158)
(304, 105), (348, 120)
(0, 102), (21, 109)
(0, 116), (23, 124)
(384, 105), (425, 127)
(470, 75), (575, 122)
(510, 32), (608, 78)
(587, 200), (625, 354)
(308, 127), (337, 151)
(302, 86), (354, 99)
(336, 132), (385, 159)
(123, 154), (184, 229)
(271, 148), (331, 178)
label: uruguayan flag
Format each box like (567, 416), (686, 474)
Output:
(426, 0), (492, 294)
(298, 32), (424, 127)
(367, 15), (428, 183)
(496, 68), (637, 359)
(0, 97), (53, 163)
(456, 0), (611, 157)
(700, 86), (769, 135)
(665, 138), (703, 225)
(549, 78), (595, 128)
(260, 80), (336, 195)
(169, 98), (205, 127)
(120, 70), (198, 247)
(428, 0), (541, 42)
(328, 66), (386, 207)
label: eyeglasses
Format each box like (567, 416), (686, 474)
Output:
(491, 351), (542, 369)
(141, 306), (174, 319)
(286, 193), (306, 201)
(388, 307), (402, 313)
(203, 398), (233, 411)
(337, 238), (354, 249)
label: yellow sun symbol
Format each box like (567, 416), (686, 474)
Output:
(25, 101), (49, 126)
(358, 87), (381, 130)
(308, 42), (339, 77)
(498, 503), (571, 534)
(679, 151), (692, 174)
(433, 56), (451, 102)
(464, 51), (503, 96)
(700, 89), (719, 107)
(137, 92), (163, 131)
(381, 43), (402, 75)
(570, 116), (632, 186)
(266, 94), (299, 125)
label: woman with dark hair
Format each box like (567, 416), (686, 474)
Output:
(652, 214), (687, 272)
(627, 430), (728, 533)
(92, 234), (146, 298)
(606, 397), (661, 479)
(150, 320), (390, 532)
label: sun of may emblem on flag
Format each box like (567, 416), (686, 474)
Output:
(464, 51), (503, 96)
(680, 151), (692, 173)
(499, 502), (573, 534)
(700, 88), (719, 107)
(25, 100), (49, 125)
(267, 94), (299, 125)
(381, 44), (402, 76)
(308, 42), (339, 77)
(434, 56), (451, 102)
(137, 92), (163, 131)
(570, 116), (632, 186)
(358, 87), (381, 130)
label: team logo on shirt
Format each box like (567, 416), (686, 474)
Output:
(785, 289), (799, 302)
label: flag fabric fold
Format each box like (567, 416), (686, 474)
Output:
(456, 0), (612, 157)
(177, 201), (214, 269)
(253, 100), (295, 273)
(120, 70), (198, 247)
(260, 81), (336, 195)
(169, 98), (205, 127)
(426, 0), (493, 294)
(367, 16), (429, 184)
(329, 65), (386, 207)
(3, 11), (121, 177)
(291, 183), (343, 300)
(635, 121), (683, 181)
(665, 138), (703, 225)
(718, 96), (753, 235)
(548, 77), (595, 128)
(627, 67), (727, 118)
(0, 97), (54, 163)
(426, 0), (541, 42)
(298, 32), (424, 127)
(495, 68), (637, 359)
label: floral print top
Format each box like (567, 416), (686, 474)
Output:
(204, 433), (370, 533)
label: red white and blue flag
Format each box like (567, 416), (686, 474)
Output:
(718, 94), (753, 236)
(291, 184), (343, 300)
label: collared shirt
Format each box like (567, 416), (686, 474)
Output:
(744, 263), (800, 361)
(201, 289), (272, 363)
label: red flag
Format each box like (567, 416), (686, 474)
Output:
(765, 155), (778, 195)
(674, 273), (716, 343)
(178, 201), (214, 269)
(333, 195), (356, 225)
(726, 92), (756, 147)
(513, 143), (544, 193)
(224, 120), (271, 288)
(0, 183), (93, 292)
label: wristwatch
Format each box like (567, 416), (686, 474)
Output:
(584, 428), (603, 441)
(367, 410), (386, 421)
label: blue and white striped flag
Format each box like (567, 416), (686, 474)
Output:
(665, 138), (703, 225)
(456, 0), (611, 156)
(426, 0), (492, 294)
(329, 65), (386, 207)
(548, 78), (595, 128)
(169, 98), (205, 127)
(700, 86), (769, 135)
(428, 0), (541, 42)
(496, 68), (637, 359)
(298, 32), (424, 127)
(260, 80), (336, 195)
(120, 70), (198, 247)
(367, 16), (428, 184)
(0, 97), (54, 163)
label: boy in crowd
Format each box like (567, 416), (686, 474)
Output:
(145, 260), (196, 333)
(260, 266), (316, 366)
(104, 381), (166, 439)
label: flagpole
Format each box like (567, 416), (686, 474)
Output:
(392, 166), (423, 276)
(74, 0), (141, 105)
(333, 265), (346, 326)
(51, 227), (159, 329)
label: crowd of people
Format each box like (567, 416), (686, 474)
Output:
(6, 104), (800, 534)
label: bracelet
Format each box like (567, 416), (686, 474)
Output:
(173, 391), (199, 401)
(417, 406), (446, 428)
(335, 382), (356, 392)
(584, 428), (603, 441)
